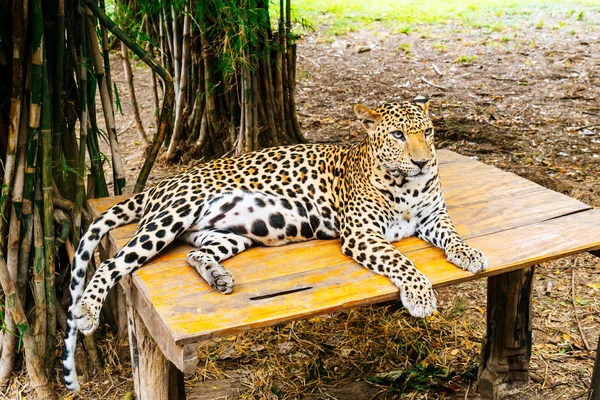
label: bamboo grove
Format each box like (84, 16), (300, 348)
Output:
(0, 0), (302, 395)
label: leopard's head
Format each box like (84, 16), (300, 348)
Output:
(354, 94), (435, 178)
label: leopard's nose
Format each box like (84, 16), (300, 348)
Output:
(411, 159), (428, 169)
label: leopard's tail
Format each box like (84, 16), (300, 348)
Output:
(63, 192), (147, 392)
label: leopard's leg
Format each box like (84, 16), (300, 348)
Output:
(416, 208), (488, 273)
(179, 229), (252, 294)
(70, 207), (197, 336)
(340, 208), (436, 318)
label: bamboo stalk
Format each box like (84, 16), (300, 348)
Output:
(158, 9), (169, 71)
(86, 16), (126, 195)
(86, 74), (110, 198)
(0, 0), (24, 241)
(85, 1), (175, 193)
(52, 0), (69, 200)
(0, 246), (51, 398)
(99, 0), (113, 107)
(118, 0), (147, 146)
(200, 29), (220, 134)
(74, 7), (88, 246)
(143, 13), (161, 127)
(0, 190), (22, 386)
(236, 67), (247, 155)
(0, 0), (42, 384)
(227, 87), (237, 148)
(260, 36), (280, 146)
(287, 43), (305, 143)
(41, 45), (57, 371)
(171, 5), (181, 95)
(54, 208), (70, 250)
(166, 4), (190, 161)
(251, 71), (259, 150)
(33, 187), (47, 359)
(16, 94), (31, 319)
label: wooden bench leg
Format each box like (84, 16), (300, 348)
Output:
(123, 276), (186, 400)
(590, 333), (600, 400)
(477, 266), (534, 399)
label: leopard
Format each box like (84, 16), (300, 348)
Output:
(63, 94), (488, 392)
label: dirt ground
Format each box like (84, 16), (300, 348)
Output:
(46, 8), (600, 400)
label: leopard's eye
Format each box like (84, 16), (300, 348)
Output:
(424, 127), (433, 137)
(391, 131), (405, 141)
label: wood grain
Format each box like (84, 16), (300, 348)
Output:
(87, 150), (600, 358)
(131, 208), (600, 345)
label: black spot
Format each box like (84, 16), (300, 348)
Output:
(105, 219), (116, 227)
(310, 215), (320, 229)
(142, 242), (153, 251)
(300, 222), (313, 238)
(110, 271), (121, 282)
(268, 213), (286, 229)
(251, 220), (269, 237)
(172, 221), (183, 233)
(138, 257), (148, 264)
(124, 252), (139, 263)
(156, 229), (166, 238)
(209, 213), (226, 225)
(162, 215), (174, 226)
(285, 225), (297, 237)
(281, 198), (293, 210)
(76, 269), (85, 278)
(80, 251), (90, 261)
(156, 241), (166, 251)
(295, 201), (307, 217)
(316, 230), (333, 240)
(255, 198), (266, 207)
(146, 222), (158, 232)
(221, 197), (241, 212)
(218, 246), (228, 254)
(179, 206), (192, 217)
(229, 225), (248, 235)
(128, 237), (138, 247)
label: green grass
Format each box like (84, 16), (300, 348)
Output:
(397, 43), (411, 54)
(286, 0), (599, 36)
(455, 54), (477, 63)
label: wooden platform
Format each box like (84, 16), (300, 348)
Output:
(89, 149), (600, 397)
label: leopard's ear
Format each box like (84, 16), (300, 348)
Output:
(354, 104), (381, 131)
(413, 94), (430, 114)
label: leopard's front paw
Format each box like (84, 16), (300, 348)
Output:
(71, 299), (100, 336)
(396, 272), (437, 318)
(446, 243), (488, 273)
(188, 255), (235, 294)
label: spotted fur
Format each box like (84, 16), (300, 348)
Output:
(63, 95), (488, 391)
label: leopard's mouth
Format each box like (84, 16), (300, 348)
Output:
(388, 167), (423, 178)
(388, 168), (405, 178)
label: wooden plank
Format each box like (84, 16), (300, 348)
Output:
(139, 208), (600, 344)
(437, 149), (472, 164)
(440, 161), (543, 206)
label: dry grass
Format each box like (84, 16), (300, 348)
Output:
(5, 252), (597, 399)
